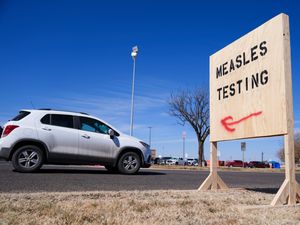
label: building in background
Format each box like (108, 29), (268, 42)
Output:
(151, 149), (157, 159)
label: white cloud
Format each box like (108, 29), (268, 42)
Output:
(49, 91), (166, 113)
(40, 89), (169, 134)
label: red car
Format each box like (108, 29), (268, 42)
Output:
(248, 161), (269, 168)
(225, 160), (247, 167)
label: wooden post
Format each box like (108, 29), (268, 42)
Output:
(271, 15), (300, 206)
(271, 133), (300, 205)
(198, 142), (228, 190)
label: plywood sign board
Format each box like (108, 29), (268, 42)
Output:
(210, 14), (290, 142)
(202, 13), (299, 206)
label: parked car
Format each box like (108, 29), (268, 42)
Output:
(187, 158), (198, 166)
(0, 126), (3, 137)
(218, 160), (225, 166)
(152, 157), (161, 164)
(157, 157), (172, 165)
(165, 158), (178, 165)
(177, 157), (188, 166)
(225, 160), (247, 167)
(0, 109), (151, 174)
(248, 161), (269, 168)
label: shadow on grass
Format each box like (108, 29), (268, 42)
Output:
(246, 187), (279, 194)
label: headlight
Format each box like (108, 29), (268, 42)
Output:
(139, 141), (150, 148)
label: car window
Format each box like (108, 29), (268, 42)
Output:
(40, 114), (50, 125)
(79, 117), (110, 134)
(11, 111), (31, 121)
(51, 114), (74, 129)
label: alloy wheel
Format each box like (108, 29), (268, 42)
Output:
(18, 149), (40, 169)
(122, 155), (138, 171)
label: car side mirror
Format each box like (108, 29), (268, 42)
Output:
(108, 129), (115, 138)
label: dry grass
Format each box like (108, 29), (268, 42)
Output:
(0, 189), (299, 225)
(151, 165), (300, 173)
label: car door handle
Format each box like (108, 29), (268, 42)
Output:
(42, 127), (52, 131)
(82, 134), (90, 139)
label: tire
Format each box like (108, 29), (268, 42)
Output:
(117, 152), (141, 174)
(12, 145), (44, 172)
(105, 165), (118, 173)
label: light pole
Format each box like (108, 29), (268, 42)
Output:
(148, 126), (152, 147)
(130, 46), (138, 136)
(241, 142), (246, 167)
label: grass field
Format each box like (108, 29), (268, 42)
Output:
(0, 189), (299, 225)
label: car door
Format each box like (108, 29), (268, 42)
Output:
(77, 116), (117, 164)
(37, 114), (79, 162)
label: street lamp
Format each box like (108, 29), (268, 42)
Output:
(130, 46), (138, 136)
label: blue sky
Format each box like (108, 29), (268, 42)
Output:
(0, 0), (299, 161)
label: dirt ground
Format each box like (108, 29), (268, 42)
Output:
(0, 189), (299, 225)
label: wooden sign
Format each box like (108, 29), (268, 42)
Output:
(199, 13), (300, 206)
(210, 14), (289, 142)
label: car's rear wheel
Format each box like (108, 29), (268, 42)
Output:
(117, 152), (141, 174)
(12, 145), (44, 172)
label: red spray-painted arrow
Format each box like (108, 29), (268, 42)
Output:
(221, 111), (262, 132)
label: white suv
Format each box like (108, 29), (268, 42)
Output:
(0, 109), (151, 174)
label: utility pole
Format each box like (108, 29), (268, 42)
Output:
(261, 152), (264, 162)
(241, 142), (246, 167)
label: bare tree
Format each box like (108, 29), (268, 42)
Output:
(277, 132), (300, 163)
(168, 88), (210, 166)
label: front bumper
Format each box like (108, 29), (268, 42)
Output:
(142, 155), (151, 168)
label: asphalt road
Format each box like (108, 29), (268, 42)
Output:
(0, 161), (299, 193)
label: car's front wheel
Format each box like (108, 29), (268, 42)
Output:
(117, 152), (141, 174)
(12, 145), (44, 172)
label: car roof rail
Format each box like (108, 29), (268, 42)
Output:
(38, 108), (89, 115)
